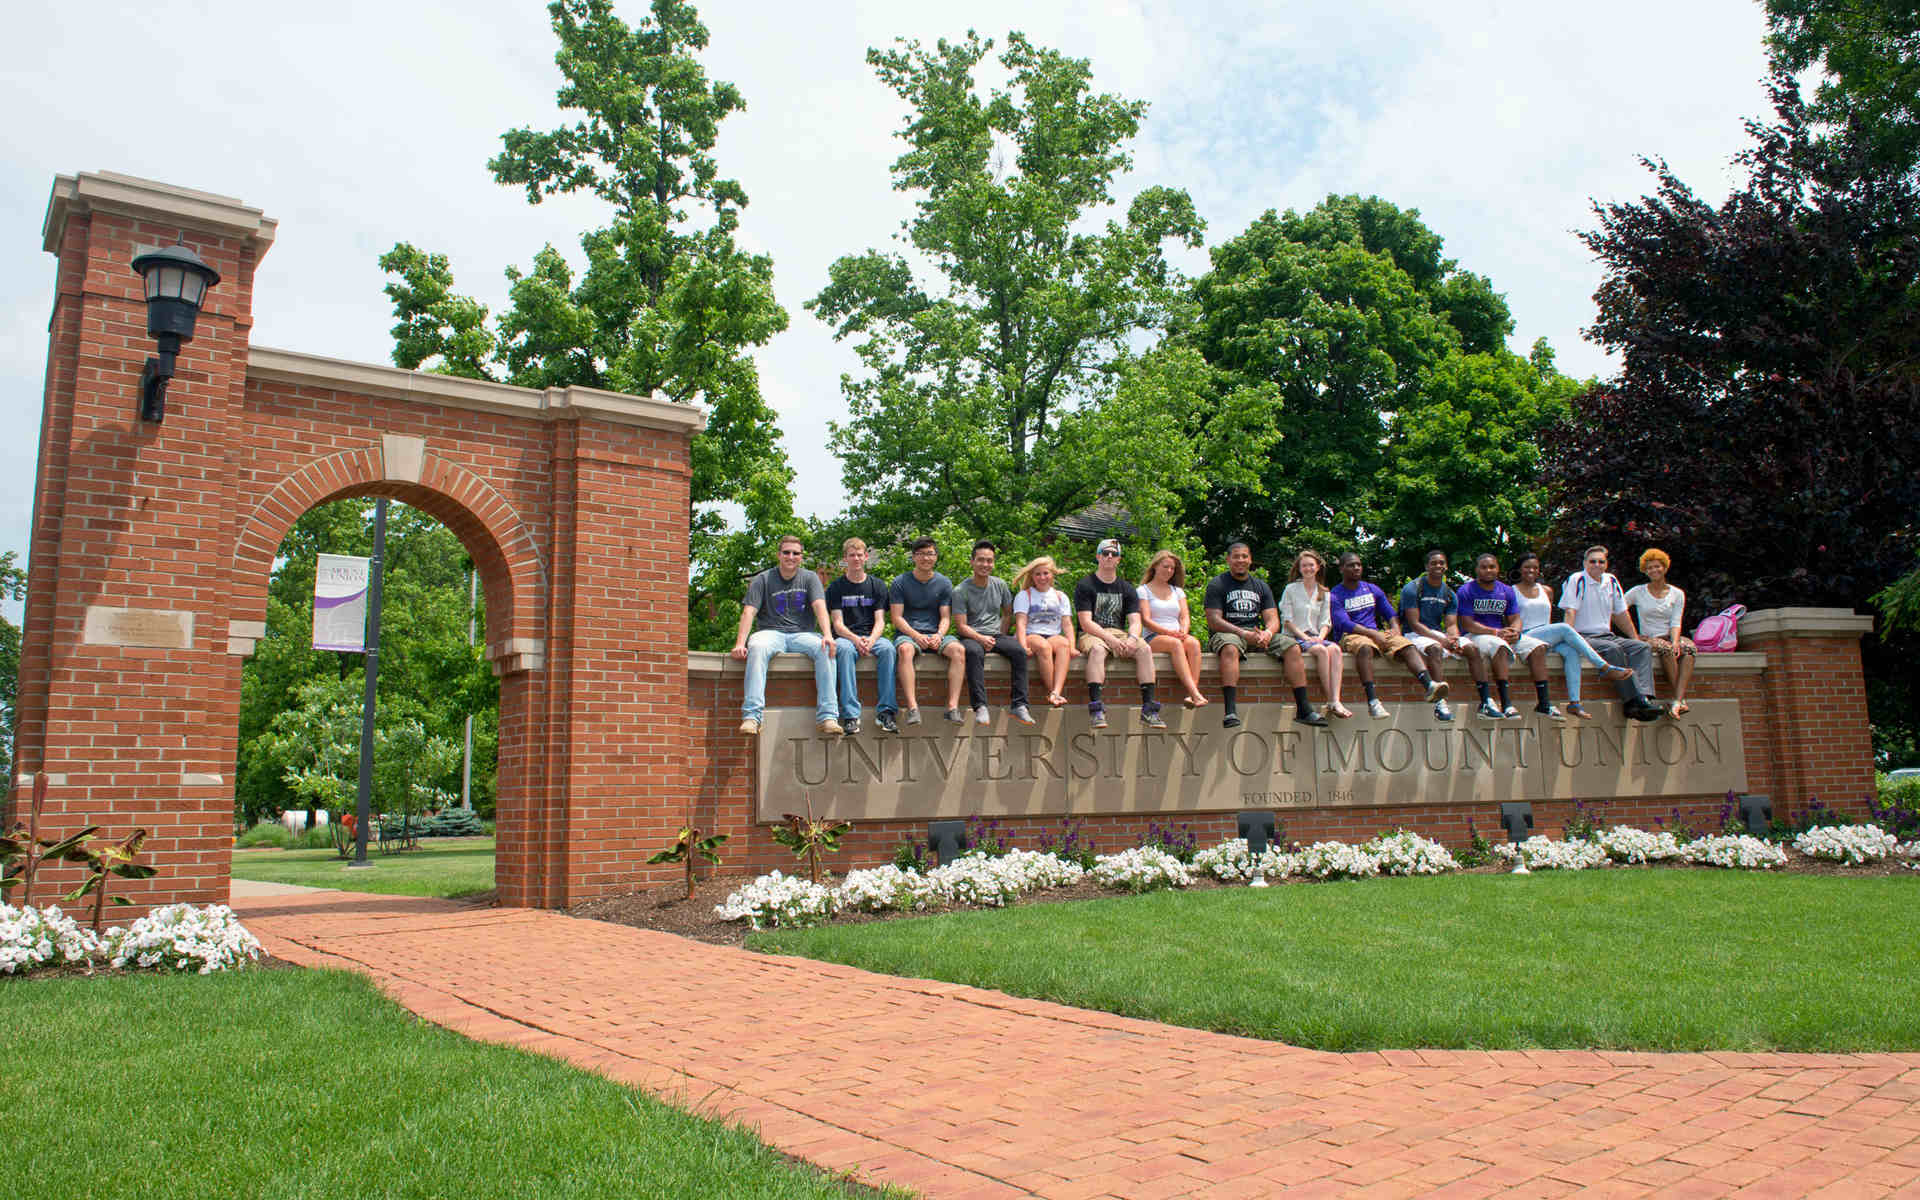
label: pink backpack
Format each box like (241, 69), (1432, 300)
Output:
(1694, 604), (1746, 652)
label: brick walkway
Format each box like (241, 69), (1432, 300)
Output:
(232, 888), (1920, 1199)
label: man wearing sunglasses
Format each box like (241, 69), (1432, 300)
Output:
(729, 534), (842, 737)
(1073, 539), (1164, 729)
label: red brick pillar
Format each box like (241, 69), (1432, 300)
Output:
(11, 173), (276, 911)
(1739, 607), (1876, 817)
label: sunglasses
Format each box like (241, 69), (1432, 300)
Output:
(1097, 549), (1120, 558)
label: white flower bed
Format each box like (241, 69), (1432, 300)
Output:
(1793, 824), (1899, 865)
(1090, 846), (1192, 893)
(1364, 831), (1458, 876)
(1192, 838), (1294, 881)
(1295, 840), (1382, 879)
(0, 903), (103, 974)
(1493, 836), (1610, 871)
(107, 904), (263, 974)
(1681, 834), (1789, 870)
(714, 870), (838, 929)
(836, 865), (939, 913)
(927, 849), (1079, 908)
(1898, 840), (1920, 859)
(1596, 826), (1684, 864)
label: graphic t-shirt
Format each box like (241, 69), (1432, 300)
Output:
(1329, 581), (1396, 634)
(1398, 578), (1457, 635)
(1203, 572), (1276, 631)
(1013, 587), (1072, 638)
(953, 577), (1014, 637)
(1456, 579), (1520, 633)
(745, 566), (824, 635)
(1073, 573), (1139, 632)
(889, 571), (955, 635)
(825, 574), (888, 637)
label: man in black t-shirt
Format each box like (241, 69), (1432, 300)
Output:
(1072, 539), (1162, 730)
(1202, 542), (1326, 729)
(826, 536), (898, 734)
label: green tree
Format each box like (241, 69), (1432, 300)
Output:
(1767, 0), (1920, 179)
(379, 0), (795, 648)
(0, 550), (26, 780)
(809, 31), (1262, 546)
(1185, 195), (1560, 577)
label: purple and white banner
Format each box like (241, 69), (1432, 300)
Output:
(313, 553), (371, 653)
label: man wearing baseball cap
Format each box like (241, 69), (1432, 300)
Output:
(1072, 539), (1164, 729)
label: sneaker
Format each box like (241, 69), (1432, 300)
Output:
(817, 718), (844, 737)
(1424, 679), (1450, 704)
(1476, 700), (1504, 720)
(1142, 707), (1167, 729)
(1501, 705), (1522, 720)
(1434, 700), (1454, 722)
(1222, 710), (1242, 729)
(738, 717), (760, 736)
(1089, 704), (1109, 729)
(905, 708), (922, 726)
(1294, 707), (1328, 728)
(944, 707), (965, 724)
(1536, 704), (1565, 722)
(1625, 700), (1665, 723)
(1011, 704), (1035, 726)
(1367, 699), (1390, 720)
(845, 718), (861, 735)
(876, 711), (898, 734)
(973, 705), (991, 725)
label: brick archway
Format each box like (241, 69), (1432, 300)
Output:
(13, 171), (705, 911)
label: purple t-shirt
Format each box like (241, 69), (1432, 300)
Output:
(1329, 581), (1396, 634)
(1456, 580), (1519, 633)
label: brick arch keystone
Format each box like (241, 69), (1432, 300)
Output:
(229, 445), (547, 670)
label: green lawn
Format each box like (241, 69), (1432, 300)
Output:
(750, 870), (1920, 1052)
(230, 837), (494, 898)
(1, 968), (885, 1200)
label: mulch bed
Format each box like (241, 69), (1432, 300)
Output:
(568, 849), (1916, 949)
(4, 953), (302, 983)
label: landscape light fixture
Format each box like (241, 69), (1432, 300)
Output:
(1500, 802), (1534, 874)
(1238, 811), (1277, 888)
(131, 241), (220, 423)
(927, 820), (968, 867)
(1738, 794), (1773, 837)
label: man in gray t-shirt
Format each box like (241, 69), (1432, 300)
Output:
(728, 535), (840, 736)
(952, 541), (1032, 726)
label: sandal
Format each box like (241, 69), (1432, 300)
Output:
(1329, 703), (1354, 719)
(1603, 664), (1633, 681)
(1185, 694), (1209, 708)
(1047, 692), (1068, 707)
(1565, 702), (1594, 720)
(1673, 700), (1690, 716)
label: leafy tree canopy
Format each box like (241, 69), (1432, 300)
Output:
(378, 0), (795, 649)
(1767, 0), (1920, 179)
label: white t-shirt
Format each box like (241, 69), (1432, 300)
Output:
(1013, 587), (1072, 638)
(1514, 585), (1554, 633)
(1136, 584), (1187, 633)
(1625, 584), (1685, 638)
(1279, 581), (1330, 637)
(1559, 571), (1627, 636)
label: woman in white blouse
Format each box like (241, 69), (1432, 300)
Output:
(1012, 556), (1077, 707)
(1137, 550), (1208, 708)
(1280, 548), (1351, 718)
(1626, 547), (1695, 716)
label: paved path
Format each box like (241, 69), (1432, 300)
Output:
(232, 888), (1920, 1199)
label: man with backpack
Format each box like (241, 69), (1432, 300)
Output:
(1557, 545), (1668, 722)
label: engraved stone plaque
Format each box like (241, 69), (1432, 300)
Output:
(82, 606), (194, 650)
(755, 700), (1747, 822)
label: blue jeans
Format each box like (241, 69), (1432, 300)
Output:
(742, 630), (836, 724)
(1526, 622), (1610, 704)
(832, 636), (898, 722)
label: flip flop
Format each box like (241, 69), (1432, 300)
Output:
(1604, 665), (1634, 680)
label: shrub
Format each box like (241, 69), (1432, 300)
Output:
(427, 809), (487, 838)
(1596, 826), (1684, 864)
(1793, 824), (1898, 865)
(837, 865), (938, 913)
(713, 871), (836, 929)
(1364, 831), (1458, 876)
(0, 903), (104, 974)
(235, 822), (294, 850)
(1681, 834), (1789, 870)
(108, 904), (263, 974)
(1870, 773), (1920, 839)
(1295, 841), (1383, 879)
(1091, 847), (1192, 893)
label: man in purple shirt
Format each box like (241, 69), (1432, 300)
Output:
(1329, 552), (1448, 719)
(1454, 552), (1558, 720)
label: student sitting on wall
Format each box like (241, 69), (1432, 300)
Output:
(889, 536), (969, 726)
(1454, 552), (1558, 721)
(1396, 549), (1472, 723)
(1073, 538), (1164, 730)
(1556, 545), (1669, 723)
(826, 536), (897, 735)
(1202, 541), (1327, 730)
(952, 539), (1035, 727)
(1512, 552), (1632, 720)
(1280, 548), (1351, 719)
(1328, 551), (1448, 719)
(730, 534), (841, 738)
(1627, 547), (1696, 717)
(1137, 549), (1208, 710)
(1012, 555), (1077, 707)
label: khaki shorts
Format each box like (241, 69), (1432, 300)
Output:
(1208, 630), (1301, 658)
(1340, 631), (1413, 657)
(1078, 630), (1143, 654)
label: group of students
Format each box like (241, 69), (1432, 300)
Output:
(730, 533), (1698, 736)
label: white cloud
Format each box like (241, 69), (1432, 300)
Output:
(1, 0), (1779, 561)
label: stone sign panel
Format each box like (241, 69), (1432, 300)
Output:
(81, 605), (194, 650)
(754, 701), (1747, 822)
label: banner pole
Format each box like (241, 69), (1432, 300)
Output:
(350, 498), (390, 867)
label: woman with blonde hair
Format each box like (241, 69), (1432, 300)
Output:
(1626, 547), (1696, 716)
(1012, 555), (1077, 706)
(1281, 548), (1352, 718)
(1137, 550), (1208, 708)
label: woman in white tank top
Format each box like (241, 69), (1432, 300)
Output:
(1137, 550), (1207, 708)
(1011, 556), (1076, 706)
(1513, 553), (1631, 719)
(1280, 548), (1351, 718)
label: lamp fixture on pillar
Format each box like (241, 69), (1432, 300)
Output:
(927, 820), (968, 867)
(130, 241), (220, 422)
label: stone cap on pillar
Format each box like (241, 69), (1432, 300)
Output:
(1738, 608), (1875, 639)
(43, 171), (278, 257)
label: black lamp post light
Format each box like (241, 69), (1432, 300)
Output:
(130, 241), (220, 423)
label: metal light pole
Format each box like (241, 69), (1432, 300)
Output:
(461, 567), (475, 811)
(350, 497), (390, 866)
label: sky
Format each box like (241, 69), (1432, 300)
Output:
(0, 0), (1781, 577)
